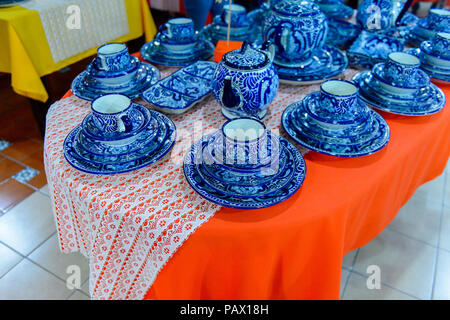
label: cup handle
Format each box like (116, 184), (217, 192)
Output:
(117, 115), (133, 133)
(159, 24), (171, 39)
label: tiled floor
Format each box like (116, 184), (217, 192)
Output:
(0, 77), (449, 300)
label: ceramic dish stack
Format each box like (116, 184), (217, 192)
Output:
(64, 94), (176, 174)
(353, 52), (446, 115)
(183, 118), (306, 209)
(263, 0), (348, 84)
(282, 79), (390, 157)
(71, 43), (160, 101)
(141, 17), (214, 67)
(410, 8), (450, 45)
(407, 32), (450, 84)
(206, 3), (254, 43)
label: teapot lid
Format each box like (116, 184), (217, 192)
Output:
(273, 0), (320, 17)
(223, 42), (269, 70)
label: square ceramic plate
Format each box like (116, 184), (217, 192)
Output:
(142, 61), (217, 115)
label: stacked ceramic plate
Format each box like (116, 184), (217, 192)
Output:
(184, 118), (306, 209)
(407, 32), (450, 84)
(410, 8), (450, 45)
(64, 94), (176, 174)
(282, 79), (390, 157)
(353, 52), (446, 116)
(207, 3), (254, 43)
(72, 43), (160, 101)
(141, 17), (214, 67)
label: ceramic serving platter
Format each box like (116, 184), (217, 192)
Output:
(353, 71), (446, 115)
(71, 63), (160, 101)
(274, 45), (348, 85)
(142, 61), (217, 115)
(183, 134), (306, 209)
(281, 98), (390, 157)
(64, 110), (176, 174)
(140, 39), (214, 67)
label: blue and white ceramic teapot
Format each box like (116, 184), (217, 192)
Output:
(263, 0), (328, 66)
(212, 41), (279, 120)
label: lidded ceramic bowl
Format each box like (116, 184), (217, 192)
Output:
(212, 41), (279, 120)
(263, 0), (328, 66)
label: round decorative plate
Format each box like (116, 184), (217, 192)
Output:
(353, 71), (446, 115)
(140, 39), (214, 67)
(274, 45), (348, 85)
(71, 63), (160, 101)
(183, 135), (306, 209)
(281, 101), (390, 157)
(64, 111), (176, 174)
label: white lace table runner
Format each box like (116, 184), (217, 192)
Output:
(21, 0), (129, 63)
(44, 67), (357, 300)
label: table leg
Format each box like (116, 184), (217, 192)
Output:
(27, 75), (50, 138)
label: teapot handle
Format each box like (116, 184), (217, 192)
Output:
(261, 41), (275, 63)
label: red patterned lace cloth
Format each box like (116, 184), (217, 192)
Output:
(44, 67), (357, 299)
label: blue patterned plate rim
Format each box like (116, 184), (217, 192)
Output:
(420, 41), (450, 62)
(78, 109), (161, 157)
(353, 71), (446, 116)
(195, 148), (294, 199)
(274, 45), (348, 83)
(71, 63), (161, 101)
(282, 102), (390, 157)
(81, 103), (149, 142)
(63, 111), (176, 175)
(86, 56), (141, 79)
(140, 40), (214, 67)
(183, 135), (307, 209)
(72, 115), (167, 165)
(304, 91), (370, 126)
(371, 62), (430, 89)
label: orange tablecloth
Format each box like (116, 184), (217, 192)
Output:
(62, 80), (449, 301)
(145, 85), (450, 300)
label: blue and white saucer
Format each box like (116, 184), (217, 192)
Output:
(71, 63), (160, 101)
(274, 45), (348, 85)
(140, 39), (214, 67)
(281, 96), (390, 157)
(183, 134), (306, 209)
(64, 109), (176, 174)
(326, 18), (361, 48)
(409, 18), (444, 45)
(142, 61), (216, 114)
(81, 103), (148, 142)
(352, 70), (446, 115)
(407, 44), (450, 84)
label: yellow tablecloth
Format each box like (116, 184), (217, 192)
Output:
(0, 0), (157, 102)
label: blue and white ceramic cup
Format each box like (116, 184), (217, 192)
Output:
(221, 3), (248, 27)
(383, 52), (421, 86)
(426, 8), (450, 32)
(316, 80), (362, 124)
(431, 32), (450, 59)
(161, 17), (195, 42)
(97, 43), (131, 72)
(91, 94), (135, 134)
(212, 118), (280, 170)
